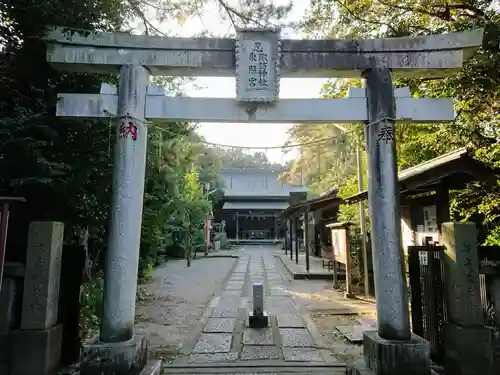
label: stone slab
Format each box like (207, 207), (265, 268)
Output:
(443, 323), (499, 375)
(192, 334), (232, 354)
(220, 291), (241, 298)
(282, 347), (324, 362)
(277, 314), (305, 328)
(203, 318), (236, 333)
(229, 276), (246, 281)
(217, 298), (238, 307)
(211, 307), (239, 318)
(346, 359), (373, 375)
(240, 346), (279, 360)
(363, 331), (430, 375)
(11, 324), (63, 375)
(140, 360), (162, 375)
(79, 334), (148, 375)
(225, 285), (243, 291)
(188, 352), (238, 363)
(242, 328), (274, 345)
(227, 281), (244, 287)
(21, 221), (64, 330)
(280, 329), (315, 347)
(337, 325), (372, 343)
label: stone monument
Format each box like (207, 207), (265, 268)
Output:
(12, 221), (64, 375)
(441, 222), (499, 375)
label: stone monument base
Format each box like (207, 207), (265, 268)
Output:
(346, 331), (430, 375)
(248, 311), (269, 328)
(443, 323), (499, 375)
(80, 334), (151, 375)
(11, 324), (63, 375)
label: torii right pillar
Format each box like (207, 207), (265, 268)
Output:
(350, 66), (431, 375)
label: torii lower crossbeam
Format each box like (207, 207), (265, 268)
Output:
(56, 86), (455, 123)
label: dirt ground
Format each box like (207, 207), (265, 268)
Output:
(135, 256), (236, 362)
(286, 277), (376, 364)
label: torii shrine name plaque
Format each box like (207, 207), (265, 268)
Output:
(235, 28), (281, 103)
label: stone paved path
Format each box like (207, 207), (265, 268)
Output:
(169, 246), (345, 371)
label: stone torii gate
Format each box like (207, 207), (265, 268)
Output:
(46, 27), (483, 375)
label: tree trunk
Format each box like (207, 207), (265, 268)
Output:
(185, 230), (191, 267)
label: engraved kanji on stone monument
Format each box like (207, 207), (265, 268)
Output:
(235, 28), (280, 103)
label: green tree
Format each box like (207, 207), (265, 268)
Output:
(285, 0), (500, 244)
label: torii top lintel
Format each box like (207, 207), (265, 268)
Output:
(45, 27), (484, 79)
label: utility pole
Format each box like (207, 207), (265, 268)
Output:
(333, 124), (370, 297)
(356, 138), (370, 297)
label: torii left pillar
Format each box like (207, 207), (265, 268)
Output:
(80, 65), (157, 375)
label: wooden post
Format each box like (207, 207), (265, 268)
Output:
(284, 220), (290, 255)
(295, 216), (299, 264)
(289, 218), (293, 260)
(344, 226), (354, 298)
(436, 182), (450, 243)
(305, 207), (310, 273)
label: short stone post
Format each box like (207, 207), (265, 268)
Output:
(248, 283), (268, 328)
(80, 65), (152, 374)
(441, 222), (499, 375)
(11, 221), (64, 375)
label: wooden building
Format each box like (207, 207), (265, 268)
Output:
(213, 168), (307, 243)
(345, 148), (499, 249)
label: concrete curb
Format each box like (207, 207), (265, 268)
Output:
(274, 255), (334, 280)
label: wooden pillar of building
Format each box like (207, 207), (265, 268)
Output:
(436, 182), (450, 243)
(236, 212), (239, 242)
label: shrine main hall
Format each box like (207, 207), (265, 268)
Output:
(213, 168), (307, 243)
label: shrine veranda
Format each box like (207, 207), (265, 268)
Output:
(45, 26), (485, 374)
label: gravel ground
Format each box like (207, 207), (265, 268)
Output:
(135, 256), (236, 361)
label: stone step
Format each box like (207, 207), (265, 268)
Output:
(162, 362), (346, 374)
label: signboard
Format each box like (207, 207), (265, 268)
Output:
(330, 228), (347, 265)
(235, 28), (281, 103)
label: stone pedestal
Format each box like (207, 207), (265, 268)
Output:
(80, 335), (148, 375)
(0, 278), (17, 332)
(347, 331), (430, 375)
(11, 324), (63, 375)
(248, 311), (269, 328)
(443, 323), (499, 375)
